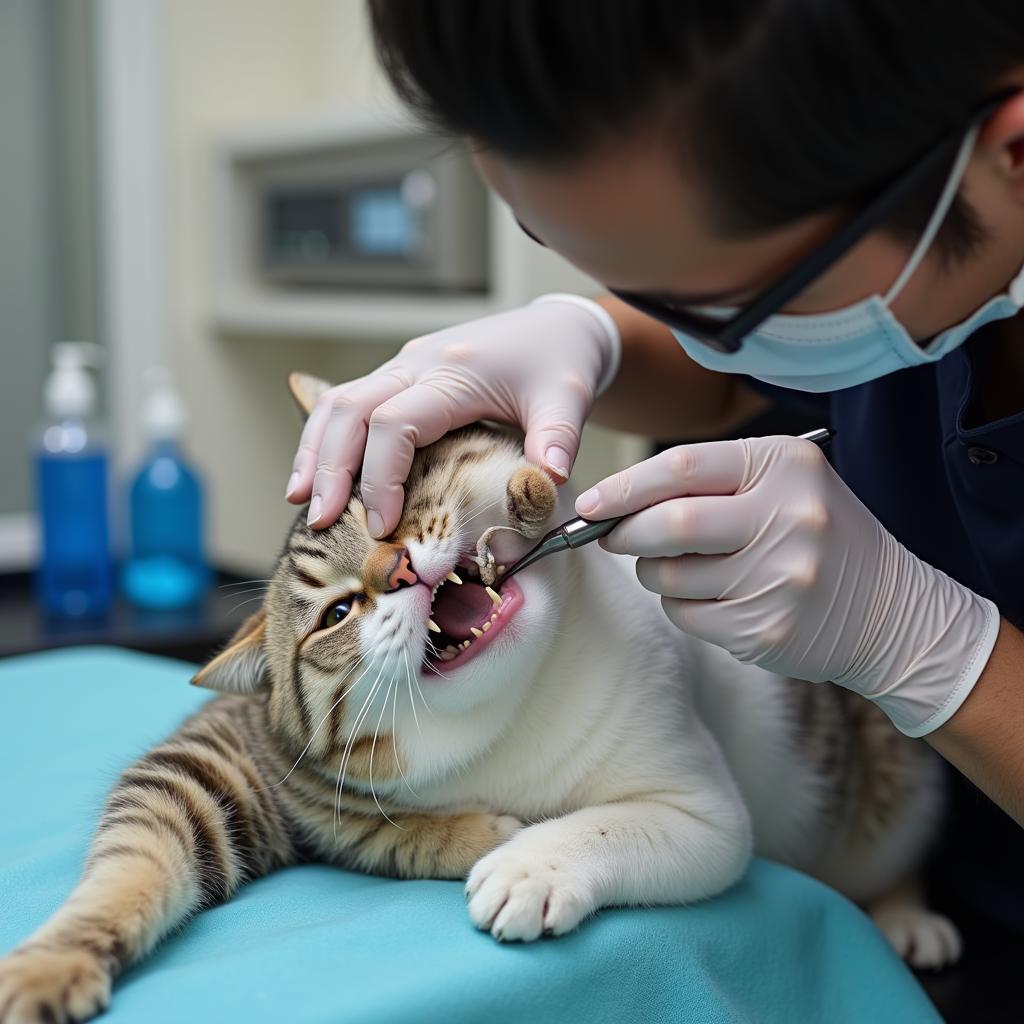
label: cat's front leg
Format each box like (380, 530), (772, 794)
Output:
(0, 724), (294, 1024)
(465, 790), (752, 942)
(329, 805), (523, 880)
(0, 833), (191, 1024)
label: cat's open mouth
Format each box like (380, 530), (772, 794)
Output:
(422, 560), (522, 673)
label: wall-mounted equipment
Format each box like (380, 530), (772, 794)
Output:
(254, 135), (488, 292)
(211, 110), (597, 341)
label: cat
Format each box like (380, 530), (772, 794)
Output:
(0, 372), (959, 1024)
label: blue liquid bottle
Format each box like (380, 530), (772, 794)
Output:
(35, 343), (114, 618)
(122, 369), (209, 610)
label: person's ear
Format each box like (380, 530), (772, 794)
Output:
(191, 610), (270, 694)
(288, 372), (331, 419)
(978, 87), (1024, 196)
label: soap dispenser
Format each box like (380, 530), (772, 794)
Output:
(34, 341), (113, 618)
(122, 369), (209, 610)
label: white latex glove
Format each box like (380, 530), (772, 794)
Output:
(287, 294), (620, 536)
(579, 434), (1000, 738)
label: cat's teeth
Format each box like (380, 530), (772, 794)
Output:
(445, 644), (459, 654)
(438, 650), (456, 661)
(445, 571), (462, 585)
(489, 612), (498, 622)
(427, 619), (441, 633)
(470, 626), (483, 638)
(461, 640), (471, 649)
(482, 621), (491, 632)
(485, 586), (502, 607)
(496, 565), (506, 575)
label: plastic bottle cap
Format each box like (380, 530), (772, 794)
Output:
(44, 342), (100, 419)
(143, 367), (187, 440)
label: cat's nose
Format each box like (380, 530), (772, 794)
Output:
(364, 542), (419, 593)
(386, 547), (418, 591)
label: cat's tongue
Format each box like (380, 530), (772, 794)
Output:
(431, 582), (495, 640)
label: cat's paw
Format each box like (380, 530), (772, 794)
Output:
(428, 812), (524, 879)
(871, 906), (964, 970)
(465, 845), (597, 942)
(0, 945), (111, 1023)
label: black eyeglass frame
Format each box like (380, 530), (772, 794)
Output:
(516, 89), (1018, 354)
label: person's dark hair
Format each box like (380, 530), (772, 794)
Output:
(368, 0), (1024, 263)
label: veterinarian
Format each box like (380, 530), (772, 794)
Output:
(285, 2), (1024, 928)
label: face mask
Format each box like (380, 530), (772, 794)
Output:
(670, 124), (1024, 393)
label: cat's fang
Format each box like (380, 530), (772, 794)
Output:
(446, 571), (463, 585)
(470, 626), (483, 638)
(427, 618), (441, 633)
(485, 586), (502, 607)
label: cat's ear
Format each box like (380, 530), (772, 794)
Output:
(191, 610), (270, 694)
(506, 465), (557, 537)
(288, 372), (331, 419)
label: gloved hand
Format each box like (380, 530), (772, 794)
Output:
(286, 295), (620, 537)
(578, 434), (1000, 737)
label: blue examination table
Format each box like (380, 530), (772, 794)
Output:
(0, 647), (940, 1023)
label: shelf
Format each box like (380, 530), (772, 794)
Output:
(0, 569), (253, 663)
(213, 289), (505, 341)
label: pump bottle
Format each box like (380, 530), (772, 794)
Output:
(35, 342), (113, 618)
(122, 369), (209, 610)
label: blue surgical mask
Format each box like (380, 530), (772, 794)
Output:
(670, 124), (1024, 393)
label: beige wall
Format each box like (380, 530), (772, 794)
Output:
(162, 0), (645, 574)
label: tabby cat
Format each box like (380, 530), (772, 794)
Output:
(0, 373), (959, 1024)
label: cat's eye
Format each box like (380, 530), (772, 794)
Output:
(318, 596), (358, 631)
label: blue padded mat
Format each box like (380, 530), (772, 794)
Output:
(0, 647), (940, 1023)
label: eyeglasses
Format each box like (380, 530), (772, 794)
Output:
(515, 89), (1017, 354)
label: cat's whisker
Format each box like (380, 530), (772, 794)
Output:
(225, 594), (268, 617)
(409, 650), (435, 718)
(448, 487), (475, 518)
(450, 500), (503, 542)
(217, 579), (272, 590)
(270, 649), (374, 788)
(368, 676), (403, 829)
(392, 659), (419, 799)
(403, 648), (423, 738)
(335, 655), (392, 838)
(456, 492), (506, 527)
(221, 588), (271, 607)
(341, 665), (389, 789)
(421, 635), (454, 681)
(335, 658), (387, 799)
(422, 664), (452, 681)
(331, 655), (387, 831)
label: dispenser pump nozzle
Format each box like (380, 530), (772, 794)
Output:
(142, 367), (187, 441)
(44, 341), (102, 419)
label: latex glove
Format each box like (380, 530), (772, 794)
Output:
(287, 295), (620, 536)
(578, 435), (999, 738)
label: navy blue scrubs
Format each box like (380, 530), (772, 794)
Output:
(750, 326), (1024, 931)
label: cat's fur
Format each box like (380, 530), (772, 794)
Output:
(0, 373), (959, 1024)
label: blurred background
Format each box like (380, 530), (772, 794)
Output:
(0, 0), (648, 661)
